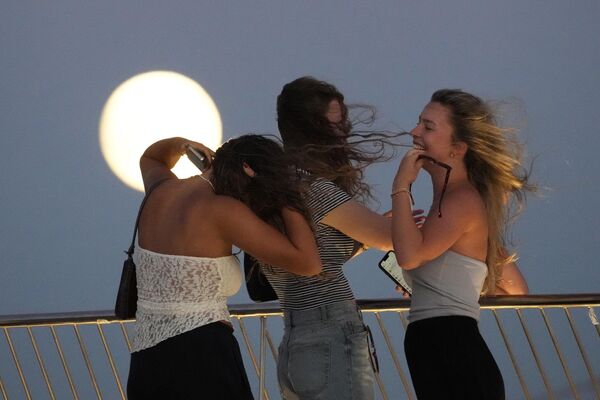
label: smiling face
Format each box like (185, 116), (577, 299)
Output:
(411, 101), (458, 162)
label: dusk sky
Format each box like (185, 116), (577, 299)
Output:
(2, 1), (599, 316)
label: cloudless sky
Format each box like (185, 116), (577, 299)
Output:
(1, 1), (599, 316)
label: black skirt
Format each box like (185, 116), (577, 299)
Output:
(127, 321), (254, 399)
(404, 315), (504, 400)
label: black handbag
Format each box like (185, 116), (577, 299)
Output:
(243, 253), (278, 302)
(114, 179), (169, 319)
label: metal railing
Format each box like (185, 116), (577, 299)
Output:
(1, 294), (599, 399)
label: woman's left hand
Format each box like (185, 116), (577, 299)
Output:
(182, 141), (215, 160)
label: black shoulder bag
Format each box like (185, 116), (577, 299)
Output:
(243, 253), (278, 302)
(114, 179), (169, 319)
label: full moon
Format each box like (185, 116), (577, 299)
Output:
(99, 71), (222, 192)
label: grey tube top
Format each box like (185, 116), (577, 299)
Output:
(404, 250), (487, 323)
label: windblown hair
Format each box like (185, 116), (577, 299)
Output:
(431, 89), (534, 294)
(277, 76), (402, 202)
(210, 134), (310, 232)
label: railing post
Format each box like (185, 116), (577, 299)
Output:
(259, 316), (267, 400)
(516, 309), (555, 399)
(118, 322), (132, 353)
(236, 317), (270, 400)
(492, 309), (531, 400)
(564, 308), (600, 398)
(96, 324), (125, 399)
(3, 327), (31, 400)
(26, 327), (55, 400)
(374, 312), (411, 400)
(589, 306), (600, 338)
(50, 325), (79, 400)
(1, 375), (8, 400)
(540, 309), (579, 399)
(73, 325), (102, 400)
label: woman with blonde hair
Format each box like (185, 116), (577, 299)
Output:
(392, 89), (531, 399)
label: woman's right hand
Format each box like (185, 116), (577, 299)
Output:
(392, 149), (425, 191)
(395, 285), (410, 299)
(141, 137), (215, 190)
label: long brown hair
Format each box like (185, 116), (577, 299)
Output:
(431, 89), (534, 294)
(210, 134), (310, 232)
(277, 76), (402, 202)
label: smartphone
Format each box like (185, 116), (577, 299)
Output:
(378, 251), (412, 295)
(186, 146), (210, 172)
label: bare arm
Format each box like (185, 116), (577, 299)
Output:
(391, 149), (483, 269)
(392, 188), (481, 268)
(215, 198), (321, 276)
(321, 200), (393, 251)
(494, 261), (529, 295)
(140, 137), (214, 191)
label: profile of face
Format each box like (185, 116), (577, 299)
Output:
(277, 77), (350, 147)
(325, 99), (347, 137)
(411, 101), (459, 164)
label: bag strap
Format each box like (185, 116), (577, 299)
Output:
(126, 178), (171, 257)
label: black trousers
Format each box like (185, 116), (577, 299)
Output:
(127, 321), (254, 399)
(404, 315), (504, 400)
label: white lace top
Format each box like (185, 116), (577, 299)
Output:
(131, 244), (242, 352)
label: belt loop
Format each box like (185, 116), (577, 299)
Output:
(320, 305), (327, 321)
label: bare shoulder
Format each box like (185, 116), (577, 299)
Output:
(211, 194), (245, 212)
(209, 195), (255, 222)
(442, 184), (486, 225)
(208, 195), (278, 246)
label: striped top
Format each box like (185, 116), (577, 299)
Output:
(261, 177), (357, 310)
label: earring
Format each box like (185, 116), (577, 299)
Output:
(450, 153), (455, 158)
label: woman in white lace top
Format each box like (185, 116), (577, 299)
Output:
(126, 135), (322, 400)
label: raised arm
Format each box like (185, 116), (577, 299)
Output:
(215, 197), (322, 276)
(140, 137), (214, 191)
(391, 150), (486, 269)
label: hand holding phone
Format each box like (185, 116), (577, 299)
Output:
(378, 251), (412, 296)
(186, 145), (211, 172)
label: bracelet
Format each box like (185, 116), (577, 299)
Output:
(390, 188), (410, 197)
(391, 187), (415, 205)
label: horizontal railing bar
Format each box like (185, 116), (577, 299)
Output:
(0, 311), (125, 327)
(1, 294), (599, 327)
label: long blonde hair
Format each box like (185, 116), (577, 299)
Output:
(431, 89), (534, 294)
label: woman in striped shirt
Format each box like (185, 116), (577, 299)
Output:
(262, 76), (408, 400)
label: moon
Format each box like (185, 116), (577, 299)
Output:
(99, 71), (222, 192)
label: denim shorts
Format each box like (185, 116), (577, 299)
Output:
(277, 300), (375, 400)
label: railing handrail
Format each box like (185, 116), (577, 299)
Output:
(2, 293), (599, 327)
(2, 293), (599, 399)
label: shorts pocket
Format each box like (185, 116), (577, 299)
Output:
(287, 340), (331, 397)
